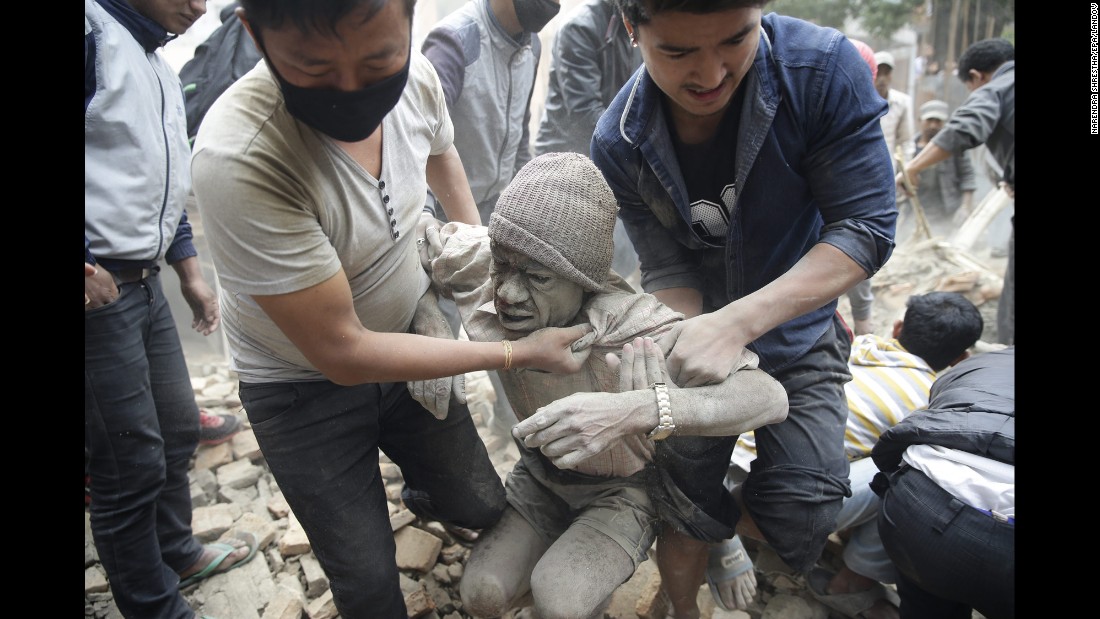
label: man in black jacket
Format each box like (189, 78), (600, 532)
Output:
(871, 346), (1014, 619)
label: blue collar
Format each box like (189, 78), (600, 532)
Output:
(96, 0), (176, 52)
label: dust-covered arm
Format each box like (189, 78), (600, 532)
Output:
(513, 337), (788, 470)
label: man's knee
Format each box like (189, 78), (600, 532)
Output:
(533, 590), (612, 619)
(459, 570), (512, 618)
(401, 481), (505, 530)
(742, 469), (848, 573)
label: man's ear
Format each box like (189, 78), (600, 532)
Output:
(892, 320), (903, 338)
(236, 6), (259, 48)
(622, 15), (635, 45)
(966, 68), (990, 90)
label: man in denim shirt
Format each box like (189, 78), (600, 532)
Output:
(589, 2), (897, 617)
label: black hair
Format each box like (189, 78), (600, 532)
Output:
(238, 0), (416, 36)
(956, 38), (1014, 83)
(615, 0), (771, 27)
(896, 292), (983, 371)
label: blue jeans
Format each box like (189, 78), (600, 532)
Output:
(836, 458), (895, 584)
(653, 314), (852, 573)
(239, 379), (506, 619)
(877, 466), (1014, 619)
(84, 272), (204, 619)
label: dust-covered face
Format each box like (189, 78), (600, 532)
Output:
(489, 242), (585, 333)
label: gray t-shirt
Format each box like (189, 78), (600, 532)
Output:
(192, 52), (453, 382)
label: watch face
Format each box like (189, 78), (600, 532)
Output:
(648, 427), (671, 441)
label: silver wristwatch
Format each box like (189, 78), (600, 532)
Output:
(646, 382), (675, 441)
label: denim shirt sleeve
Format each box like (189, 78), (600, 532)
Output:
(803, 35), (897, 276)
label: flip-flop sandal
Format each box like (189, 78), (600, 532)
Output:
(806, 565), (899, 619)
(706, 535), (755, 611)
(179, 531), (259, 589)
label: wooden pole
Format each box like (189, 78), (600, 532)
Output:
(895, 145), (933, 243)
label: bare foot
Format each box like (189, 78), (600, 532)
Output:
(179, 535), (253, 581)
(826, 566), (899, 619)
(826, 565), (875, 594)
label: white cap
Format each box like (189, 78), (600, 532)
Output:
(919, 100), (950, 122)
(874, 51), (895, 68)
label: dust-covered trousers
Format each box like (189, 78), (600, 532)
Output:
(648, 312), (853, 573)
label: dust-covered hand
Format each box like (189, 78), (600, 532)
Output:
(408, 287), (466, 419)
(656, 314), (746, 387)
(512, 336), (668, 470)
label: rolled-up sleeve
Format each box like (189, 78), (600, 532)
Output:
(805, 37), (898, 277)
(931, 87), (1000, 155)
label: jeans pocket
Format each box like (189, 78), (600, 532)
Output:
(239, 382), (301, 426)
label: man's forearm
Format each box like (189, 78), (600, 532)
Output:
(903, 142), (952, 178)
(169, 255), (205, 285)
(712, 243), (868, 345)
(427, 146), (480, 225)
(666, 367), (788, 437)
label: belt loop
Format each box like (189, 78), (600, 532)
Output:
(932, 496), (966, 533)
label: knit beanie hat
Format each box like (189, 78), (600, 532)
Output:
(489, 152), (618, 292)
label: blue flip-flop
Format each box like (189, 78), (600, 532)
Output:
(706, 535), (756, 611)
(179, 531), (259, 589)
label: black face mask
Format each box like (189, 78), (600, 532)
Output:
(255, 32), (411, 142)
(513, 0), (560, 33)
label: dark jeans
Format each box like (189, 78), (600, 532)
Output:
(877, 466), (1014, 619)
(239, 379), (506, 619)
(653, 313), (852, 573)
(85, 272), (204, 619)
(742, 313), (853, 573)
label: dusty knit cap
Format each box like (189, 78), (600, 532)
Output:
(489, 152), (618, 292)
